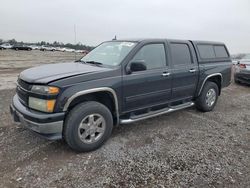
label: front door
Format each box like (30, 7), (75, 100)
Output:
(122, 43), (172, 113)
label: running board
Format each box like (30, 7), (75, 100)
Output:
(120, 102), (194, 124)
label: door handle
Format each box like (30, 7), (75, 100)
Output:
(162, 72), (170, 77)
(189, 69), (196, 73)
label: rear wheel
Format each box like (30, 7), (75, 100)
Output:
(63, 101), (113, 152)
(196, 81), (219, 112)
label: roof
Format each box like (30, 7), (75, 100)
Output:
(107, 38), (225, 45)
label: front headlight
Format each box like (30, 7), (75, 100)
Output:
(29, 97), (56, 112)
(31, 85), (59, 95)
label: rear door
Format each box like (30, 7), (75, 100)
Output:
(122, 42), (172, 113)
(169, 40), (199, 101)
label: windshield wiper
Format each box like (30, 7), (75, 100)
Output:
(85, 61), (103, 66)
(75, 59), (86, 63)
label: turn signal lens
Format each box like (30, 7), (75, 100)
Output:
(47, 100), (56, 112)
(48, 87), (59, 94)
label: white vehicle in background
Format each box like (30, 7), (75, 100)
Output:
(75, 50), (83, 53)
(28, 45), (41, 50)
(234, 54), (250, 85)
(65, 48), (75, 52)
(0, 43), (13, 49)
(57, 47), (67, 52)
(55, 47), (63, 51)
(40, 45), (56, 51)
(58, 47), (75, 52)
(75, 50), (89, 54)
(64, 48), (75, 52)
(56, 47), (67, 52)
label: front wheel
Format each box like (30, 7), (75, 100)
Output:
(63, 101), (113, 152)
(196, 81), (219, 112)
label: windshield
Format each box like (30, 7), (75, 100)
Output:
(81, 41), (137, 66)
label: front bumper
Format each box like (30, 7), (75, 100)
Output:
(10, 94), (65, 140)
(235, 72), (250, 85)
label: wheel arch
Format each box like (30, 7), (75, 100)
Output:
(63, 87), (119, 125)
(198, 73), (223, 96)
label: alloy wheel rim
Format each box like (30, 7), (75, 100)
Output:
(205, 88), (216, 107)
(78, 114), (106, 144)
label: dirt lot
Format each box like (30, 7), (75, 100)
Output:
(0, 50), (249, 187)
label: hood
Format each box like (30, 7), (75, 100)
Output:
(19, 62), (111, 84)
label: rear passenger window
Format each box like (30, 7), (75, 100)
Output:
(132, 44), (166, 69)
(170, 43), (192, 66)
(197, 44), (215, 59)
(214, 45), (228, 58)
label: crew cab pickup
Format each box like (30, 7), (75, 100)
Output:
(10, 39), (232, 152)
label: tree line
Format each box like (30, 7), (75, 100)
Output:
(0, 38), (94, 51)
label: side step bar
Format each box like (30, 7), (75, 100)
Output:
(120, 102), (194, 124)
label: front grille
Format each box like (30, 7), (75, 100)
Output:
(16, 79), (31, 106)
(18, 79), (31, 91)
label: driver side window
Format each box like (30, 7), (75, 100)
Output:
(132, 43), (166, 70)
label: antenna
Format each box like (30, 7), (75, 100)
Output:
(74, 24), (77, 61)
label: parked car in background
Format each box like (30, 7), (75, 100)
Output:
(59, 47), (75, 52)
(57, 47), (66, 52)
(11, 44), (32, 51)
(75, 50), (89, 54)
(10, 39), (232, 152)
(55, 47), (62, 51)
(0, 43), (13, 49)
(66, 48), (75, 52)
(28, 45), (41, 50)
(234, 54), (250, 85)
(40, 46), (56, 51)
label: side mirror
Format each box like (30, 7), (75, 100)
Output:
(127, 60), (147, 74)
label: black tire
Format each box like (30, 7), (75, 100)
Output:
(196, 81), (219, 112)
(234, 78), (240, 84)
(63, 101), (113, 152)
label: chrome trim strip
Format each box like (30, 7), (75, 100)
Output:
(16, 83), (29, 93)
(198, 73), (223, 96)
(63, 87), (119, 124)
(120, 102), (194, 124)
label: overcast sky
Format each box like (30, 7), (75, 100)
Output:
(0, 0), (249, 53)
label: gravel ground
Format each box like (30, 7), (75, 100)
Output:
(0, 50), (249, 187)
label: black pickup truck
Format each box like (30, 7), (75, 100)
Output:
(10, 39), (232, 152)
